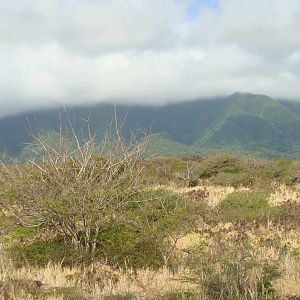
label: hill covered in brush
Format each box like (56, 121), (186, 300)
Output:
(1, 92), (300, 159)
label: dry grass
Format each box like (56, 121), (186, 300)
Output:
(274, 258), (300, 299)
(0, 257), (198, 299)
(150, 184), (249, 207)
(269, 183), (300, 206)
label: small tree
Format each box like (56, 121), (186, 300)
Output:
(0, 118), (147, 258)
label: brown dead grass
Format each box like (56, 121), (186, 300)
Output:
(150, 184), (249, 207)
(269, 183), (300, 206)
(0, 257), (198, 300)
(274, 258), (300, 299)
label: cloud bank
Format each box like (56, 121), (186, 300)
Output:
(0, 0), (300, 117)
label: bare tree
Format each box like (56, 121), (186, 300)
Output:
(0, 116), (147, 258)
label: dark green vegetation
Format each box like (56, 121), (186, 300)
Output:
(143, 154), (300, 188)
(186, 236), (282, 299)
(2, 92), (300, 159)
(218, 191), (274, 222)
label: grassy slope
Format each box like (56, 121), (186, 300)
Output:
(145, 133), (203, 157)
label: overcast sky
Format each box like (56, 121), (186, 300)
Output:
(0, 0), (300, 117)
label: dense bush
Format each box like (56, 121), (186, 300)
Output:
(6, 188), (200, 269)
(0, 127), (147, 259)
(218, 191), (275, 222)
(9, 240), (86, 267)
(185, 238), (281, 299)
(104, 188), (200, 268)
(212, 171), (253, 187)
(197, 154), (245, 179)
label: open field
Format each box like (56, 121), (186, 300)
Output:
(2, 154), (300, 299)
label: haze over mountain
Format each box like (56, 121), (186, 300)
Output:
(1, 92), (300, 159)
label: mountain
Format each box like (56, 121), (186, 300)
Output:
(2, 92), (300, 159)
(195, 93), (300, 157)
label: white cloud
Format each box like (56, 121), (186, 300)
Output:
(0, 0), (300, 117)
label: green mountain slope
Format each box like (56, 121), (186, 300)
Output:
(145, 133), (203, 157)
(1, 92), (300, 159)
(194, 93), (300, 157)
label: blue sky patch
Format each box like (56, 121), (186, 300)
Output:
(187, 0), (219, 19)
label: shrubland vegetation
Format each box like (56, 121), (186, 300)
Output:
(2, 126), (300, 299)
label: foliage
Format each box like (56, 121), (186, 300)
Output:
(212, 171), (253, 187)
(0, 123), (147, 259)
(9, 239), (86, 267)
(104, 188), (200, 268)
(185, 238), (281, 299)
(4, 188), (200, 269)
(197, 154), (244, 179)
(218, 191), (275, 222)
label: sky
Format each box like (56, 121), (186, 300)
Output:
(0, 0), (300, 117)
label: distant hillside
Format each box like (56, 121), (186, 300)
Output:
(195, 93), (300, 157)
(2, 92), (300, 159)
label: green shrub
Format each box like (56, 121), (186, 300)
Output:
(100, 188), (200, 269)
(212, 172), (253, 187)
(218, 191), (275, 222)
(98, 225), (164, 269)
(185, 239), (281, 300)
(197, 155), (245, 179)
(8, 240), (86, 266)
(260, 159), (297, 184)
(172, 159), (188, 172)
(7, 188), (200, 269)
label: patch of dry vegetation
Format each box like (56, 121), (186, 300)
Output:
(0, 256), (198, 299)
(152, 184), (249, 207)
(3, 142), (300, 299)
(269, 183), (300, 206)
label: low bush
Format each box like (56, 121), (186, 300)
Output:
(197, 155), (245, 179)
(104, 188), (200, 268)
(8, 240), (87, 266)
(98, 225), (164, 269)
(212, 171), (253, 187)
(218, 191), (275, 222)
(185, 238), (281, 299)
(6, 188), (200, 269)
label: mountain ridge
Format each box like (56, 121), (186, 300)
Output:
(1, 93), (300, 159)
